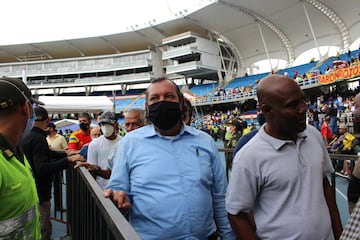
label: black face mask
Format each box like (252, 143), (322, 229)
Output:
(148, 101), (182, 130)
(79, 122), (89, 131)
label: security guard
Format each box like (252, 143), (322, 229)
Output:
(0, 77), (43, 239)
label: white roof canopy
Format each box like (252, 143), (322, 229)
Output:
(39, 96), (113, 113)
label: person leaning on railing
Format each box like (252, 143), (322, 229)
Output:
(0, 77), (43, 239)
(21, 106), (87, 240)
(104, 77), (236, 240)
(74, 108), (146, 182)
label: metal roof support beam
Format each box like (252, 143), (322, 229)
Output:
(121, 83), (128, 95)
(209, 34), (235, 84)
(182, 15), (245, 78)
(29, 44), (53, 59)
(85, 86), (92, 96)
(52, 87), (61, 96)
(130, 27), (159, 47)
(215, 39), (237, 83)
(218, 0), (295, 67)
(304, 0), (350, 51)
(99, 37), (121, 54)
(112, 89), (116, 113)
(66, 40), (85, 57)
(150, 25), (169, 38)
(212, 35), (225, 84)
(256, 21), (273, 72)
(301, 2), (322, 61)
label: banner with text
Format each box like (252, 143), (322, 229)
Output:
(319, 64), (360, 85)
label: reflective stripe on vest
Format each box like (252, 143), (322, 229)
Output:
(0, 206), (36, 239)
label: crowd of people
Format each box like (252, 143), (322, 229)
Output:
(325, 50), (360, 74)
(194, 49), (360, 106)
(1, 75), (360, 239)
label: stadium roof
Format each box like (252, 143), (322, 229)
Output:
(0, 0), (359, 74)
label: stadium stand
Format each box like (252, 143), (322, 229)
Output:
(225, 72), (269, 90)
(189, 83), (219, 97)
(276, 62), (318, 78)
(115, 98), (135, 111)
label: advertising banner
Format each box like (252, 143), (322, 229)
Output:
(319, 64), (360, 84)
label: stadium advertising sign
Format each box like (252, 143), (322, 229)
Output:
(319, 64), (360, 84)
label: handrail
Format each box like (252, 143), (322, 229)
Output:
(68, 163), (141, 240)
(62, 150), (357, 239)
(191, 76), (320, 106)
(328, 153), (359, 161)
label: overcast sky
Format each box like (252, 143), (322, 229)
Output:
(2, 0), (359, 71)
(0, 0), (210, 45)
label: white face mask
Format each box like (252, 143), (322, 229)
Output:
(101, 124), (114, 138)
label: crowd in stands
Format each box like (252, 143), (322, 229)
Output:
(324, 50), (360, 74)
(211, 82), (256, 99)
(191, 49), (360, 106)
(192, 85), (360, 179)
(194, 68), (317, 103)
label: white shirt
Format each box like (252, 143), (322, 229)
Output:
(87, 135), (121, 189)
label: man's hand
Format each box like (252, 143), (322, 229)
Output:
(67, 154), (86, 162)
(103, 189), (131, 212)
(74, 161), (91, 169)
(74, 162), (100, 172)
(67, 149), (80, 156)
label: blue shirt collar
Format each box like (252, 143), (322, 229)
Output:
(143, 123), (198, 139)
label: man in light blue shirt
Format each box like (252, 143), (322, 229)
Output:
(104, 77), (235, 240)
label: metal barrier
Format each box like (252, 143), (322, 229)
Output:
(329, 154), (358, 199)
(67, 163), (140, 240)
(51, 171), (68, 235)
(50, 151), (357, 239)
(218, 148), (234, 180)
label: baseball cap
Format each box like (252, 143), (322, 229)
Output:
(34, 106), (49, 121)
(99, 111), (116, 125)
(0, 77), (44, 109)
(48, 122), (56, 129)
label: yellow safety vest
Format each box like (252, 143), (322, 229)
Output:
(0, 148), (40, 239)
